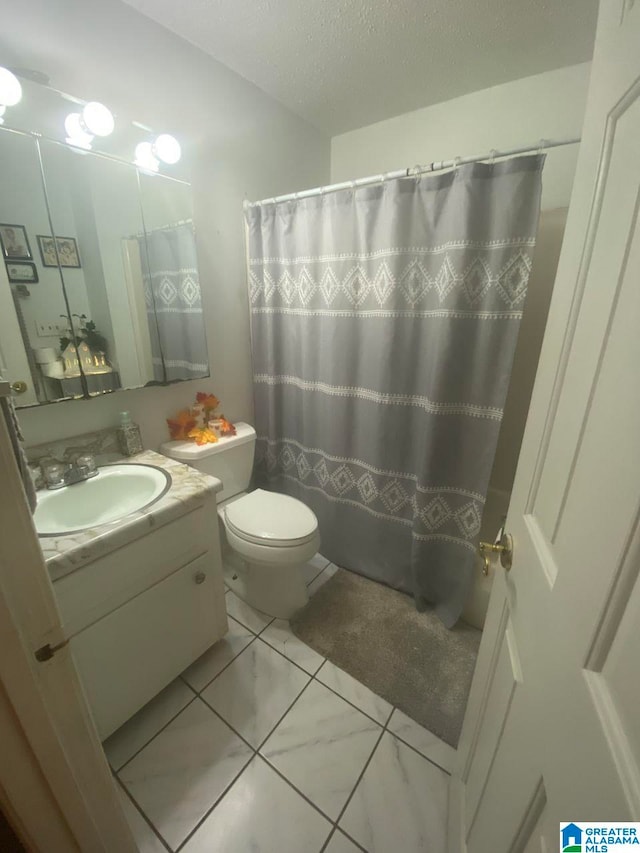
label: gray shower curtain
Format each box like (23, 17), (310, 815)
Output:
(246, 155), (544, 627)
(140, 221), (208, 382)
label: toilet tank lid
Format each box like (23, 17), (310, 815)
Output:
(160, 422), (255, 460)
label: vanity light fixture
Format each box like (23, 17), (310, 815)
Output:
(134, 134), (181, 171)
(65, 101), (114, 149)
(134, 141), (160, 173)
(153, 133), (181, 165)
(0, 67), (23, 125)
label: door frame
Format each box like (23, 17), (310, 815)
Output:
(0, 412), (136, 852)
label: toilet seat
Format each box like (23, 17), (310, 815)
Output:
(224, 488), (318, 548)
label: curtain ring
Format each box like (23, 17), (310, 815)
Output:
(350, 179), (356, 192)
(538, 138), (548, 155)
(489, 148), (497, 164)
(453, 156), (462, 171)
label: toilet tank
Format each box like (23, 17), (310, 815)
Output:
(160, 422), (256, 502)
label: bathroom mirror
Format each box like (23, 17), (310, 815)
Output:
(0, 86), (209, 407)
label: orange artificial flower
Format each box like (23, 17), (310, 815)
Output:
(195, 392), (220, 413)
(217, 415), (237, 437)
(187, 426), (219, 446)
(167, 409), (196, 440)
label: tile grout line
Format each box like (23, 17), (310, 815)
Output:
(173, 752), (255, 853)
(319, 709), (398, 852)
(255, 675), (316, 753)
(234, 635), (393, 729)
(111, 692), (200, 774)
(186, 620), (453, 775)
(259, 755), (346, 838)
(313, 659), (395, 728)
(114, 773), (173, 853)
(251, 628), (455, 773)
(198, 694), (262, 754)
(198, 672), (372, 847)
(385, 726), (455, 776)
(181, 632), (260, 695)
(175, 678), (318, 852)
(321, 826), (368, 853)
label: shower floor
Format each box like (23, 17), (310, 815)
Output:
(291, 564), (481, 747)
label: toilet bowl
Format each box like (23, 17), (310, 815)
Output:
(219, 488), (319, 618)
(160, 424), (319, 619)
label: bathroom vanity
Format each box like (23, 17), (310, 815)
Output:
(39, 451), (227, 740)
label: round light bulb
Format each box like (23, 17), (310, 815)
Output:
(0, 67), (22, 107)
(82, 101), (114, 137)
(64, 112), (93, 148)
(153, 133), (181, 165)
(135, 141), (159, 172)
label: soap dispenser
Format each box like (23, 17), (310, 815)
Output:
(116, 411), (143, 457)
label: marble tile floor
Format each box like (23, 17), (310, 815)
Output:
(105, 556), (454, 853)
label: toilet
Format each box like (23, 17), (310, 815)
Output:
(160, 423), (319, 618)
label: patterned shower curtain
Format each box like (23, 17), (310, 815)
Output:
(246, 156), (544, 627)
(139, 221), (208, 382)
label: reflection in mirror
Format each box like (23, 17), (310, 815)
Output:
(138, 172), (209, 382)
(0, 128), (74, 406)
(38, 140), (153, 395)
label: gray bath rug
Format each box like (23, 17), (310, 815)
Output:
(291, 568), (481, 747)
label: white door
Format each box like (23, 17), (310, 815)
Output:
(0, 262), (39, 406)
(450, 1), (640, 850)
(0, 403), (137, 850)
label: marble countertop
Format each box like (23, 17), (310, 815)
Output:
(40, 450), (222, 582)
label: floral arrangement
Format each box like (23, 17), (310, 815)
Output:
(167, 391), (237, 445)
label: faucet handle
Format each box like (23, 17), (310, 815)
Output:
(42, 460), (67, 490)
(75, 453), (97, 476)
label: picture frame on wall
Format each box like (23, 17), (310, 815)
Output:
(37, 234), (81, 268)
(6, 260), (39, 284)
(0, 223), (32, 260)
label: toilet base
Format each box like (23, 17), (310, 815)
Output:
(222, 548), (309, 620)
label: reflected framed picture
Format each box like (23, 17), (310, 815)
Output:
(37, 235), (81, 268)
(6, 260), (38, 283)
(0, 223), (32, 260)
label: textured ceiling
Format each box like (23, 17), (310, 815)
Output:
(121, 0), (598, 135)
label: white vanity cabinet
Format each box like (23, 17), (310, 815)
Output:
(52, 495), (227, 740)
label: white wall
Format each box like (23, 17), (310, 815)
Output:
(331, 64), (591, 627)
(1, 0), (330, 448)
(331, 63), (591, 212)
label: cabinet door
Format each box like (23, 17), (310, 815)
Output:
(70, 553), (227, 739)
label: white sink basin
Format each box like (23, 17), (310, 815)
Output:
(35, 463), (172, 536)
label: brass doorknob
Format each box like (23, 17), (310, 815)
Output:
(478, 533), (513, 575)
(11, 380), (28, 394)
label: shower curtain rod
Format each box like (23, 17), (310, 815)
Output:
(244, 135), (580, 208)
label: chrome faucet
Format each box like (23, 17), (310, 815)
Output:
(43, 454), (99, 490)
